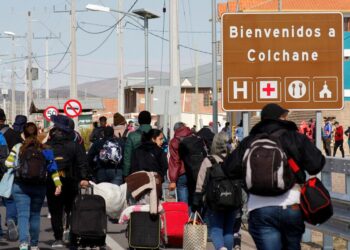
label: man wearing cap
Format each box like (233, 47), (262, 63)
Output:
(0, 110), (22, 241)
(45, 115), (90, 248)
(223, 103), (325, 250)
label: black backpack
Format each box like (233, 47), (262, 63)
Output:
(205, 155), (242, 211)
(179, 135), (208, 184)
(242, 129), (295, 196)
(16, 145), (47, 184)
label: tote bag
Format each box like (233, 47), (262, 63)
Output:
(183, 211), (207, 250)
(0, 144), (20, 198)
(0, 168), (15, 198)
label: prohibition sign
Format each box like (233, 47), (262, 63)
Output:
(43, 106), (59, 122)
(63, 99), (82, 118)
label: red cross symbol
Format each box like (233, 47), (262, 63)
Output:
(262, 83), (276, 96)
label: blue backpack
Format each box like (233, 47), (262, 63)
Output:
(0, 127), (10, 177)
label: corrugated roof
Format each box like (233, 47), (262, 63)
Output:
(218, 0), (350, 17)
(30, 98), (104, 113)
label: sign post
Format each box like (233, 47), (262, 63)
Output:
(43, 106), (59, 122)
(63, 99), (82, 118)
(222, 12), (344, 111)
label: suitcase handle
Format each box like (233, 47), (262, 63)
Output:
(79, 185), (93, 195)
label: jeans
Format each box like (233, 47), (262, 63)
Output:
(12, 182), (46, 246)
(96, 168), (123, 185)
(176, 174), (189, 204)
(248, 206), (305, 250)
(0, 196), (17, 236)
(208, 208), (237, 250)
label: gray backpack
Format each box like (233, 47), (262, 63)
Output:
(242, 130), (295, 196)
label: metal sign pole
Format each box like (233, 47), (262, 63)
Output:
(243, 112), (249, 137)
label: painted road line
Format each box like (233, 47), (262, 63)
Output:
(106, 234), (124, 250)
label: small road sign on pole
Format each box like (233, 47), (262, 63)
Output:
(63, 99), (82, 118)
(43, 106), (59, 122)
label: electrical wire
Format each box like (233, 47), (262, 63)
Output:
(125, 21), (212, 55)
(77, 21), (118, 35)
(77, 0), (138, 57)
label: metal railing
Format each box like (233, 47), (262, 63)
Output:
(302, 157), (350, 250)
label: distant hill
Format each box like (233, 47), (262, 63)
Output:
(52, 71), (170, 98)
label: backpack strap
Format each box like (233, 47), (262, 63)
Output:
(0, 127), (9, 136)
(207, 155), (217, 165)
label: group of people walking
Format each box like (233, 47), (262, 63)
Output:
(0, 102), (327, 250)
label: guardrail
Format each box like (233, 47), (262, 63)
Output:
(302, 157), (350, 250)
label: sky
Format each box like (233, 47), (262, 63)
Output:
(0, 0), (214, 92)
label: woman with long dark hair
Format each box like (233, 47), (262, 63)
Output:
(5, 122), (62, 250)
(130, 129), (167, 178)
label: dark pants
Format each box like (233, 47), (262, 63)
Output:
(323, 138), (332, 156)
(248, 206), (305, 250)
(47, 177), (78, 241)
(333, 140), (345, 158)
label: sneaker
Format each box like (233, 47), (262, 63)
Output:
(63, 229), (70, 244)
(51, 240), (64, 248)
(7, 219), (19, 241)
(31, 246), (40, 250)
(19, 243), (29, 250)
(234, 233), (241, 249)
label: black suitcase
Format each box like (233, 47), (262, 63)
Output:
(128, 211), (161, 250)
(70, 187), (107, 248)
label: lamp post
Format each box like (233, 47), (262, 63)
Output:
(132, 9), (159, 111)
(86, 4), (159, 112)
(4, 31), (16, 123)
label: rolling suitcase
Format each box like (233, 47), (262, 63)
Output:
(161, 202), (189, 247)
(128, 211), (161, 250)
(70, 186), (107, 248)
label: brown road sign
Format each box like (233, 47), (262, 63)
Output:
(221, 12), (343, 111)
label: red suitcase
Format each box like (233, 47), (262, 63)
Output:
(161, 202), (189, 247)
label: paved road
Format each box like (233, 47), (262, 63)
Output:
(0, 203), (256, 250)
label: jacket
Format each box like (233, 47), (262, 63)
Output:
(345, 127), (350, 140)
(122, 124), (152, 177)
(168, 126), (192, 183)
(46, 129), (90, 181)
(131, 141), (167, 177)
(334, 126), (343, 141)
(5, 143), (62, 187)
(0, 125), (22, 150)
(223, 119), (325, 183)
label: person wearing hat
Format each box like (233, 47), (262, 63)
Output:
(122, 111), (152, 178)
(13, 115), (27, 134)
(45, 115), (90, 248)
(0, 109), (23, 242)
(223, 103), (325, 250)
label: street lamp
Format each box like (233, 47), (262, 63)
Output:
(3, 31), (16, 123)
(86, 4), (159, 112)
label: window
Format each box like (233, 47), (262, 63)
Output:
(203, 90), (212, 107)
(344, 17), (350, 31)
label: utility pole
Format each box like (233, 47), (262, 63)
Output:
(169, 0), (181, 136)
(212, 0), (218, 133)
(27, 11), (33, 118)
(117, 0), (124, 114)
(194, 50), (199, 128)
(278, 0), (282, 11)
(24, 61), (28, 117)
(10, 36), (16, 123)
(70, 0), (78, 127)
(33, 33), (61, 99)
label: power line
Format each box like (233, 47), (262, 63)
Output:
(126, 21), (212, 55)
(77, 0), (139, 57)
